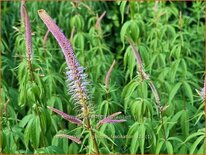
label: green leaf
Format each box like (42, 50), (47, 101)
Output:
(156, 140), (164, 154)
(19, 114), (33, 128)
(130, 130), (139, 154)
(180, 110), (189, 137)
(183, 81), (193, 104)
(120, 20), (131, 50)
(169, 82), (182, 103)
(165, 141), (173, 154)
(35, 145), (65, 154)
(94, 129), (116, 146)
(189, 135), (204, 154)
(139, 124), (145, 154)
(24, 116), (34, 148)
(183, 129), (204, 143)
(167, 110), (184, 131)
(30, 116), (41, 149)
(120, 1), (127, 23)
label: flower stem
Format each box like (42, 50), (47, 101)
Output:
(85, 116), (99, 154)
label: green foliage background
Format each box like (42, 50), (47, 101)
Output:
(1, 1), (205, 154)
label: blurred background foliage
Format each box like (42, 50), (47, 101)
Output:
(1, 1), (205, 154)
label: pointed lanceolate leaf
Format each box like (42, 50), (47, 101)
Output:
(47, 106), (82, 125)
(55, 134), (81, 144)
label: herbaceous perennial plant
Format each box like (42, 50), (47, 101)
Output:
(38, 9), (125, 154)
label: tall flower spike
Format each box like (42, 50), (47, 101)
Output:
(128, 39), (162, 113)
(105, 60), (116, 90)
(38, 9), (89, 111)
(20, 0), (26, 22)
(38, 10), (100, 153)
(23, 5), (33, 61)
(127, 38), (148, 80)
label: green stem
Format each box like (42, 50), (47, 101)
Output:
(27, 59), (34, 81)
(36, 104), (46, 147)
(85, 116), (99, 154)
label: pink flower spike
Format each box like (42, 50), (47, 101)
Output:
(38, 9), (89, 107)
(38, 9), (78, 68)
(153, 0), (159, 12)
(104, 111), (122, 120)
(43, 29), (50, 51)
(47, 106), (82, 125)
(20, 0), (26, 22)
(101, 119), (126, 124)
(95, 11), (106, 29)
(148, 81), (160, 105)
(96, 112), (125, 128)
(105, 60), (116, 90)
(127, 38), (143, 75)
(55, 134), (81, 144)
(22, 5), (32, 61)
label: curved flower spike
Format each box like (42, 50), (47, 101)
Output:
(105, 60), (116, 90)
(38, 9), (89, 109)
(43, 29), (50, 51)
(95, 11), (106, 29)
(96, 112), (126, 128)
(55, 134), (81, 144)
(48, 106), (82, 125)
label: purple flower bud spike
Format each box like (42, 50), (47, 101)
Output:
(96, 112), (126, 128)
(127, 38), (144, 79)
(95, 11), (106, 29)
(55, 134), (81, 144)
(105, 60), (116, 90)
(22, 5), (32, 61)
(39, 9), (99, 153)
(38, 10), (89, 111)
(43, 29), (50, 51)
(20, 0), (26, 22)
(48, 106), (82, 125)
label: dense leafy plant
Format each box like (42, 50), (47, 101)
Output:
(1, 1), (205, 154)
